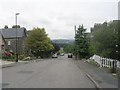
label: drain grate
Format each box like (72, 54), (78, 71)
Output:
(17, 71), (33, 74)
(2, 83), (9, 87)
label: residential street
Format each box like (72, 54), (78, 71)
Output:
(2, 55), (96, 88)
(0, 1), (119, 90)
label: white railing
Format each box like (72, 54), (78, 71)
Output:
(90, 54), (120, 68)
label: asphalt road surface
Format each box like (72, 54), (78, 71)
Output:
(2, 55), (96, 88)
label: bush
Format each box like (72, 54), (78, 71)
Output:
(19, 55), (25, 60)
(88, 60), (100, 67)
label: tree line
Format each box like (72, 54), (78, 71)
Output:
(90, 20), (119, 60)
(64, 20), (119, 60)
(25, 20), (119, 60)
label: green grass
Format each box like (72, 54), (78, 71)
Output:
(88, 60), (100, 67)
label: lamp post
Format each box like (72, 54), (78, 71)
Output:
(15, 13), (19, 62)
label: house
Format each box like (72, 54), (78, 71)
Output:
(0, 27), (27, 55)
(0, 31), (6, 58)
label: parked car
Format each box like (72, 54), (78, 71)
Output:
(68, 53), (72, 58)
(52, 54), (58, 58)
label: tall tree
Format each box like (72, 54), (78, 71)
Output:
(75, 25), (89, 59)
(25, 27), (54, 58)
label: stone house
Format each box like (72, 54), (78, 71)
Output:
(0, 27), (27, 55)
(0, 31), (6, 58)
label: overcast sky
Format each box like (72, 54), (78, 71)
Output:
(0, 0), (119, 39)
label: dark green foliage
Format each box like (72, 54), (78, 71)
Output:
(118, 20), (120, 60)
(64, 44), (75, 53)
(74, 25), (89, 59)
(12, 25), (20, 28)
(51, 43), (60, 53)
(4, 25), (8, 28)
(90, 20), (119, 59)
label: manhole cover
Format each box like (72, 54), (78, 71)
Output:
(17, 71), (33, 74)
(2, 83), (9, 87)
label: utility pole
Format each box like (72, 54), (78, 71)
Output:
(15, 13), (20, 62)
(75, 25), (76, 35)
(74, 25), (77, 60)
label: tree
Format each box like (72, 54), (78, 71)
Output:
(25, 27), (54, 58)
(118, 20), (120, 60)
(90, 20), (119, 59)
(64, 44), (75, 53)
(4, 25), (8, 28)
(51, 43), (60, 54)
(74, 25), (89, 59)
(12, 25), (20, 28)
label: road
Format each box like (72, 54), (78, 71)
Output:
(2, 55), (96, 88)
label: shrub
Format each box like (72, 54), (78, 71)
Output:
(19, 55), (25, 60)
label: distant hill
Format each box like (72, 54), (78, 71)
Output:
(52, 39), (74, 44)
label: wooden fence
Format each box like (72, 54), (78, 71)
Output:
(90, 55), (120, 68)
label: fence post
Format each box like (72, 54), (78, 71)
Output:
(106, 58), (108, 67)
(101, 57), (103, 67)
(102, 58), (104, 67)
(108, 59), (110, 68)
(100, 57), (102, 68)
(103, 58), (105, 67)
(112, 60), (117, 73)
(110, 60), (112, 68)
(104, 58), (106, 67)
(107, 58), (109, 67)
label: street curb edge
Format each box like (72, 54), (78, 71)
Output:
(75, 60), (101, 89)
(85, 72), (101, 89)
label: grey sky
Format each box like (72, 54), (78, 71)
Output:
(0, 0), (118, 39)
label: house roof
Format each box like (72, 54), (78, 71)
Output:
(1, 28), (27, 38)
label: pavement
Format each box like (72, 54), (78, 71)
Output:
(1, 56), (119, 89)
(0, 58), (50, 68)
(75, 59), (119, 88)
(0, 59), (29, 68)
(2, 56), (96, 88)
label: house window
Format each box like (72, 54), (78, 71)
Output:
(8, 41), (11, 45)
